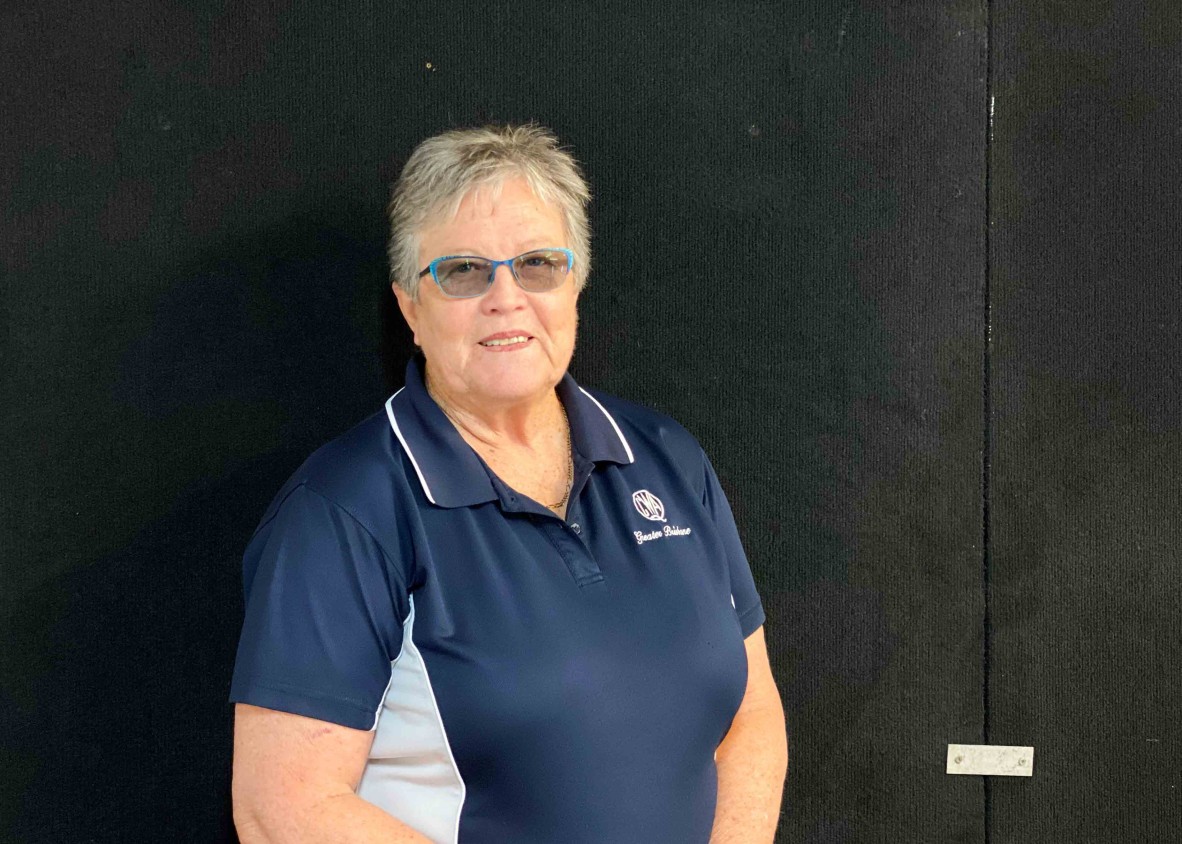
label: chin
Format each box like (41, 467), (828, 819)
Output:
(471, 362), (560, 404)
(478, 376), (553, 404)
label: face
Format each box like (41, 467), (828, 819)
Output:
(394, 177), (580, 412)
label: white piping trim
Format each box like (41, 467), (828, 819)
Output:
(405, 594), (467, 843)
(577, 387), (635, 463)
(385, 390), (437, 504)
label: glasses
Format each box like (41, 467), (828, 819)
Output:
(417, 248), (575, 299)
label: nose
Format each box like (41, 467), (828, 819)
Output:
(480, 262), (527, 311)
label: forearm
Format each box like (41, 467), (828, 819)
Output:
(709, 703), (788, 844)
(235, 791), (432, 844)
(234, 703), (433, 844)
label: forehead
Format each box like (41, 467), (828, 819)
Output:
(419, 178), (566, 253)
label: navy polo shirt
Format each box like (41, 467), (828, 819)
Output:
(231, 359), (765, 844)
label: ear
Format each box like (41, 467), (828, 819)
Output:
(392, 283), (421, 346)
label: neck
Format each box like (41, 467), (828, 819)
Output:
(425, 369), (563, 450)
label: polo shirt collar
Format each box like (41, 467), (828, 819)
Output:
(385, 357), (635, 509)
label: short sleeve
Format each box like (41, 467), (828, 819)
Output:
(701, 453), (766, 637)
(230, 483), (409, 730)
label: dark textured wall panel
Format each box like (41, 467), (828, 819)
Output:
(990, 2), (1182, 840)
(4, 2), (987, 841)
(726, 4), (988, 842)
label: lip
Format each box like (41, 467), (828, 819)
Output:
(477, 330), (534, 349)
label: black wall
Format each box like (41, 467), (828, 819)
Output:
(989, 2), (1182, 840)
(2, 2), (1178, 842)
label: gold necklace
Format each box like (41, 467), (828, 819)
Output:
(545, 402), (574, 511)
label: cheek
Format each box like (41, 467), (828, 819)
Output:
(420, 308), (479, 356)
(546, 293), (579, 333)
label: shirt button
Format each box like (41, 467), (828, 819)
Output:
(569, 522), (582, 534)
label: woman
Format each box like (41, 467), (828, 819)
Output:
(231, 124), (787, 843)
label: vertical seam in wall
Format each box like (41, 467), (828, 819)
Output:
(982, 0), (995, 842)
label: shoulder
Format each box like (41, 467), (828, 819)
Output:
(254, 406), (412, 538)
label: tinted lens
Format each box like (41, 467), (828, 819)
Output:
(435, 257), (492, 297)
(512, 250), (571, 291)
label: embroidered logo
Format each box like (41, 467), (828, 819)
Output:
(630, 489), (692, 545)
(632, 489), (666, 522)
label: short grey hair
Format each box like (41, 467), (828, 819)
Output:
(387, 124), (592, 299)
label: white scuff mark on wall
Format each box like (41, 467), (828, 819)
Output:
(837, 2), (854, 54)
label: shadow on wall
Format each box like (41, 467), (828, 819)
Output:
(6, 459), (266, 842)
(2, 212), (416, 842)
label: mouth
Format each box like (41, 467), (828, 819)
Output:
(478, 332), (533, 349)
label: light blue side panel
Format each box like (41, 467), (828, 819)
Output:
(358, 597), (466, 843)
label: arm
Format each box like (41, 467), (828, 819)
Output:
(710, 626), (788, 844)
(232, 703), (433, 844)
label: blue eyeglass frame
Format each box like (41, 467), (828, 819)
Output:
(416, 247), (576, 299)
